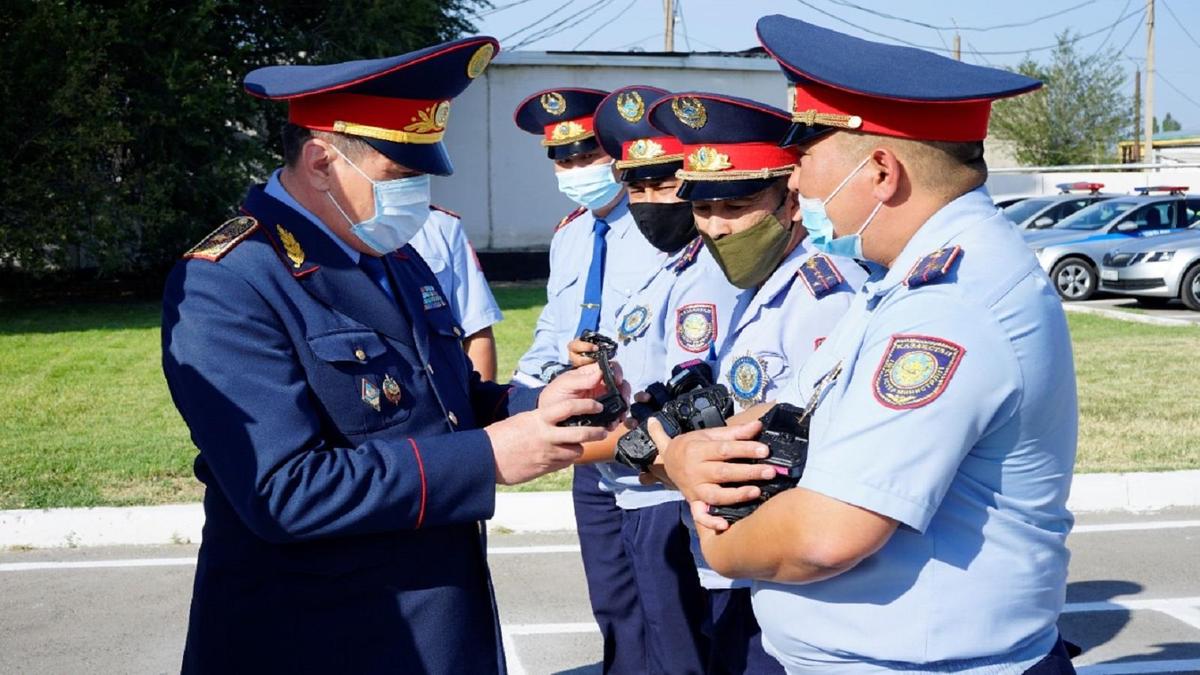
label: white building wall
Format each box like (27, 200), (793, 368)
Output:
(431, 52), (787, 251)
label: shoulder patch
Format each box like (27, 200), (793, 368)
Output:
(796, 253), (846, 298)
(183, 216), (259, 262)
(670, 237), (704, 273)
(872, 335), (965, 410)
(429, 204), (461, 219)
(904, 246), (962, 288)
(555, 206), (588, 232)
(676, 302), (717, 353)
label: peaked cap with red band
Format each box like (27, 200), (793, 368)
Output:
(594, 86), (684, 183)
(244, 36), (499, 176)
(514, 88), (608, 161)
(755, 15), (1042, 146)
(647, 92), (798, 201)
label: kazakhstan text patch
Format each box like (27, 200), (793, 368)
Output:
(676, 303), (716, 353)
(873, 335), (964, 409)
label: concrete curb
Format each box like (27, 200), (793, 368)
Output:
(1062, 302), (1198, 327)
(2, 471), (1198, 549)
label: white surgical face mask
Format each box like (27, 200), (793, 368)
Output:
(327, 145), (430, 254)
(798, 155), (882, 261)
(555, 161), (624, 210)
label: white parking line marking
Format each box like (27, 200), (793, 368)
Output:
(489, 545), (580, 555)
(503, 622), (599, 636)
(1077, 659), (1200, 674)
(1063, 595), (1200, 626)
(501, 630), (527, 675)
(0, 558), (196, 572)
(1073, 520), (1200, 534)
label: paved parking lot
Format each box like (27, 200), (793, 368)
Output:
(1, 509), (1198, 674)
(1075, 296), (1200, 325)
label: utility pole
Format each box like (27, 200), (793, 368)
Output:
(1144, 0), (1156, 165)
(953, 33), (961, 61)
(663, 0), (675, 52)
(1133, 66), (1142, 162)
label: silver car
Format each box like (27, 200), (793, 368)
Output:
(1098, 228), (1200, 310)
(1002, 183), (1114, 230)
(1024, 190), (1200, 301)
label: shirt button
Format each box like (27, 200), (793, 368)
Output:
(453, 326), (463, 338)
(426, 363), (435, 376)
(354, 348), (367, 361)
(447, 411), (459, 426)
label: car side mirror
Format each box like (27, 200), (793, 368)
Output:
(1033, 217), (1054, 228)
(1115, 221), (1137, 233)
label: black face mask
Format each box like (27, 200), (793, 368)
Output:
(629, 202), (698, 253)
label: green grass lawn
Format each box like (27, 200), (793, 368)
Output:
(0, 292), (1197, 509)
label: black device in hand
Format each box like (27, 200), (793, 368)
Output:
(558, 331), (628, 428)
(708, 402), (810, 525)
(614, 360), (734, 471)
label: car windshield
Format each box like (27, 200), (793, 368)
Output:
(1003, 198), (1056, 223)
(1057, 199), (1138, 230)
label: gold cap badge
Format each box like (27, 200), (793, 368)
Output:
(467, 43), (494, 79)
(540, 92), (567, 116)
(617, 91), (645, 123)
(673, 97), (707, 129)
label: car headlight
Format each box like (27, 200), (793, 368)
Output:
(1143, 251), (1175, 263)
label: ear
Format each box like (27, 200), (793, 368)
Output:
(299, 138), (338, 192)
(868, 147), (902, 204)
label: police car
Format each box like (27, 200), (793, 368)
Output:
(1024, 187), (1200, 301)
(1099, 227), (1200, 310)
(1002, 182), (1114, 230)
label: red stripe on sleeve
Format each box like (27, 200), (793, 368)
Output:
(407, 438), (427, 529)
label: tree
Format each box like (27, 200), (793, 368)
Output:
(990, 31), (1131, 166)
(0, 0), (486, 277)
(1161, 112), (1183, 133)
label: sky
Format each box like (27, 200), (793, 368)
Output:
(470, 0), (1200, 132)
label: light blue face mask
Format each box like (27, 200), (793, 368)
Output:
(327, 146), (431, 254)
(555, 161), (624, 210)
(799, 155), (883, 261)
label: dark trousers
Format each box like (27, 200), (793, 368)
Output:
(1022, 636), (1077, 674)
(703, 587), (784, 675)
(573, 464), (709, 674)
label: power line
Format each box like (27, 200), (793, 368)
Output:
(614, 32), (661, 50)
(1160, 0), (1200, 51)
(1157, 71), (1200, 115)
(473, 0), (540, 18)
(572, 0), (637, 49)
(964, 39), (997, 67)
(791, 0), (1145, 56)
(511, 0), (615, 50)
(1116, 10), (1146, 58)
(1091, 0), (1133, 55)
(500, 0), (580, 43)
(678, 0), (691, 51)
(825, 0), (1100, 32)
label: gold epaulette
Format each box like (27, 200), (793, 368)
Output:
(555, 206), (587, 232)
(183, 216), (259, 262)
(429, 204), (461, 219)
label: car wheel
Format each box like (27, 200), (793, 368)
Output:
(1050, 258), (1097, 301)
(1181, 265), (1200, 311)
(1134, 297), (1173, 308)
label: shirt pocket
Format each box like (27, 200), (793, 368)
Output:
(305, 328), (415, 435)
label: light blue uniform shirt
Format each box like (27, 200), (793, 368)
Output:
(602, 240), (746, 509)
(753, 187), (1077, 674)
(515, 196), (663, 382)
(409, 207), (503, 337)
(688, 239), (864, 589)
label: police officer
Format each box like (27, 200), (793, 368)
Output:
(564, 85), (748, 673)
(410, 206), (503, 379)
(162, 37), (622, 674)
(512, 87), (667, 673)
(646, 91), (863, 674)
(657, 16), (1077, 674)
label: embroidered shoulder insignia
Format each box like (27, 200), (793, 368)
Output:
(429, 204), (461, 219)
(670, 237), (704, 273)
(183, 216), (259, 262)
(873, 335), (965, 410)
(555, 206), (588, 232)
(676, 303), (717, 353)
(796, 254), (845, 299)
(904, 246), (962, 288)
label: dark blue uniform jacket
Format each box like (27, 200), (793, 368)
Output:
(162, 184), (538, 674)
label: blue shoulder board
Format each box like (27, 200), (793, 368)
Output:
(796, 253), (845, 299)
(904, 246), (962, 288)
(670, 237), (704, 273)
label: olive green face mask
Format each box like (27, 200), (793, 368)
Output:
(701, 212), (793, 289)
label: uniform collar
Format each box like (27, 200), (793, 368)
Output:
(266, 168), (362, 264)
(594, 193), (633, 240)
(860, 186), (995, 300)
